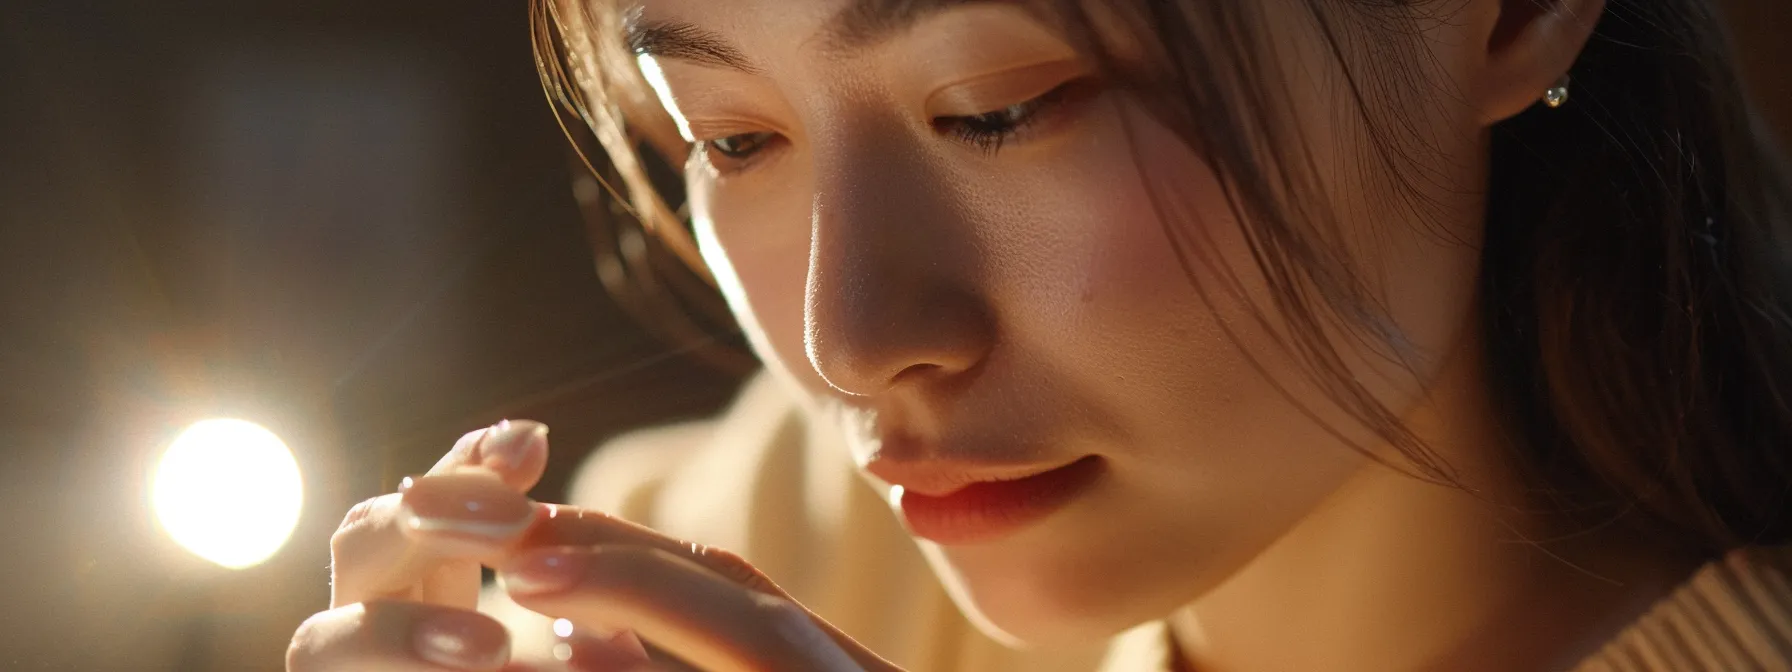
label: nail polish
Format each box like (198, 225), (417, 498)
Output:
(500, 549), (583, 595)
(400, 472), (535, 540)
(479, 419), (548, 472)
(412, 610), (509, 670)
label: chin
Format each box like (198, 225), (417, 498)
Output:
(917, 537), (1162, 648)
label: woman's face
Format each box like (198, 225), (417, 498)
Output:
(635, 0), (1491, 644)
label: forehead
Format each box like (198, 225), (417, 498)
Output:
(630, 0), (839, 34)
(627, 0), (1016, 64)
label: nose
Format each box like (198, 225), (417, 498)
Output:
(803, 127), (993, 397)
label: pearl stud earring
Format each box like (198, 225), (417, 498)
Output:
(1543, 74), (1572, 109)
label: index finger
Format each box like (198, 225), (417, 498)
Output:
(329, 421), (549, 608)
(429, 419), (550, 491)
(521, 506), (788, 598)
(510, 506), (893, 671)
(331, 472), (540, 607)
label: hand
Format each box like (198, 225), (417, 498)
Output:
(495, 505), (906, 672)
(287, 419), (904, 671)
(287, 420), (590, 671)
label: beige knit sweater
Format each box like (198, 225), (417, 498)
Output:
(486, 373), (1792, 671)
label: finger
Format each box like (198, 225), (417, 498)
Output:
(430, 419), (551, 492)
(606, 630), (651, 660)
(288, 601), (510, 672)
(522, 507), (788, 598)
(563, 630), (658, 672)
(498, 546), (885, 672)
(332, 472), (540, 608)
(517, 508), (890, 669)
(327, 421), (550, 608)
(495, 629), (660, 672)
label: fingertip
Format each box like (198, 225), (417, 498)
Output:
(476, 420), (550, 491)
(413, 608), (512, 671)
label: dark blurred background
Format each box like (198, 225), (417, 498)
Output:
(0, 1), (1786, 670)
(0, 1), (748, 669)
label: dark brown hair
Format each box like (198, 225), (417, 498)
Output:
(533, 0), (1792, 555)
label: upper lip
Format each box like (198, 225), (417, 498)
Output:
(865, 454), (1083, 497)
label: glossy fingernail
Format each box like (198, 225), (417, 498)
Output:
(500, 548), (584, 595)
(479, 419), (547, 472)
(413, 609), (509, 670)
(400, 472), (535, 539)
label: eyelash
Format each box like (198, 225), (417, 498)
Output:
(695, 81), (1082, 174)
(933, 81), (1076, 155)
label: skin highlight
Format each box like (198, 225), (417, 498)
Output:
(285, 0), (1792, 668)
(625, 0), (1701, 669)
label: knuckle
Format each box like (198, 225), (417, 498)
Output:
(693, 544), (783, 596)
(285, 610), (339, 672)
(290, 608), (330, 643)
(441, 427), (490, 464)
(335, 495), (383, 532)
(327, 526), (356, 562)
(329, 495), (393, 555)
(285, 636), (318, 672)
(283, 639), (308, 672)
(692, 543), (744, 569)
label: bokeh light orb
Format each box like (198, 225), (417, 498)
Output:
(152, 419), (303, 569)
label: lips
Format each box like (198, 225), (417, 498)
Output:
(883, 455), (1104, 545)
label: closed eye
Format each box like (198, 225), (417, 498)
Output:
(933, 80), (1086, 155)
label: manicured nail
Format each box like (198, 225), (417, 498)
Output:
(500, 549), (584, 595)
(400, 472), (535, 540)
(479, 419), (548, 472)
(412, 609), (509, 670)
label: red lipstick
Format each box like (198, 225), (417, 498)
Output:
(886, 456), (1103, 545)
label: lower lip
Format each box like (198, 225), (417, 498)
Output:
(895, 456), (1104, 545)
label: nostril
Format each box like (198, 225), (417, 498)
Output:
(806, 336), (915, 397)
(890, 362), (946, 386)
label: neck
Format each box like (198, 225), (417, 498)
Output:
(1168, 344), (1702, 672)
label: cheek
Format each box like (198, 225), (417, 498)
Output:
(914, 102), (1375, 639)
(692, 178), (820, 393)
(974, 98), (1284, 448)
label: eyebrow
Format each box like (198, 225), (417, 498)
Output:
(625, 0), (979, 73)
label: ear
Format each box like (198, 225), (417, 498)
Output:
(1459, 0), (1607, 126)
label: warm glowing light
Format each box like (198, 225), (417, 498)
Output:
(553, 618), (574, 638)
(635, 54), (693, 142)
(152, 419), (303, 569)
